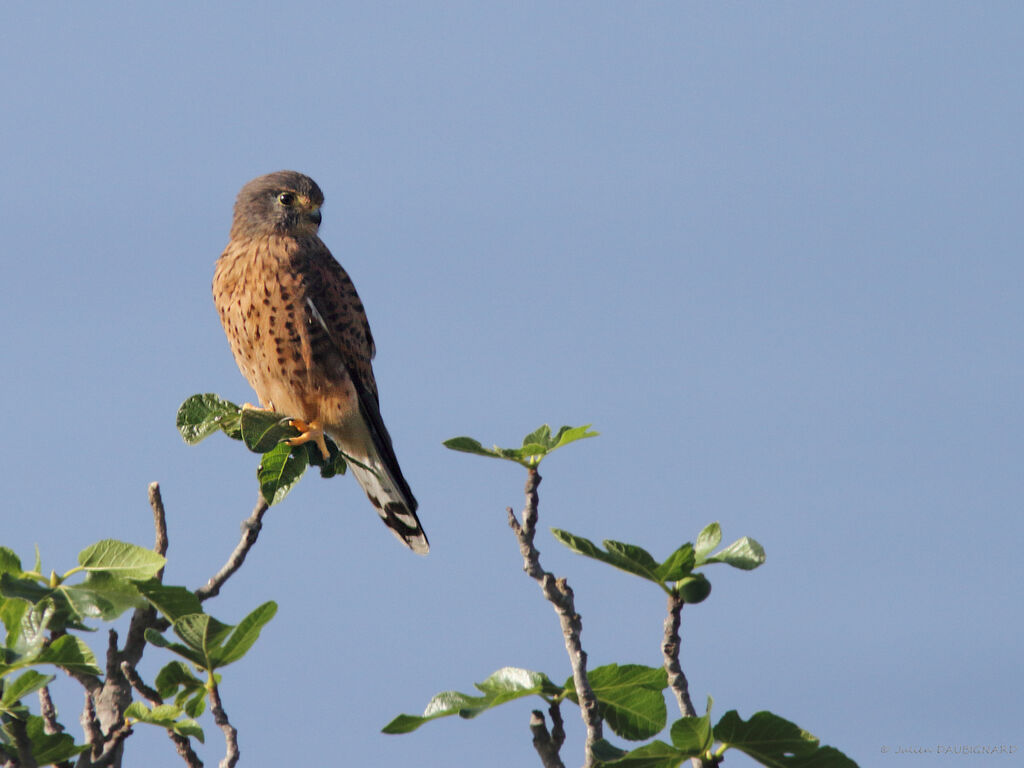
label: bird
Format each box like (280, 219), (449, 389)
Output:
(212, 171), (428, 554)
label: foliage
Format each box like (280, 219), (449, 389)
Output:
(0, 537), (275, 765)
(444, 423), (598, 467)
(177, 393), (348, 505)
(384, 424), (855, 768)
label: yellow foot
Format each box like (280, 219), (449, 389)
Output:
(287, 419), (330, 460)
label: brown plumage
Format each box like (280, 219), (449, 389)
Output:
(212, 171), (428, 554)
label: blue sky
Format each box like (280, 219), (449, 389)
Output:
(2, 3), (1022, 766)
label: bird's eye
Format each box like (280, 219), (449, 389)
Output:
(277, 192), (296, 206)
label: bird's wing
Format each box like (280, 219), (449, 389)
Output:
(301, 242), (427, 553)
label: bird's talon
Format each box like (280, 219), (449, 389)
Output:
(287, 419), (331, 460)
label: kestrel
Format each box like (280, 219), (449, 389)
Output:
(212, 171), (428, 554)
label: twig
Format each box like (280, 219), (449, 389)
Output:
(149, 482), (170, 562)
(170, 733), (205, 768)
(88, 722), (133, 768)
(120, 662), (161, 706)
(663, 594), (697, 718)
(530, 708), (567, 768)
(122, 484), (174, 666)
(549, 700), (566, 751)
(196, 496), (270, 602)
(663, 594), (713, 768)
(77, 692), (103, 766)
(508, 468), (602, 768)
(39, 685), (64, 734)
(208, 681), (239, 768)
(120, 662), (203, 768)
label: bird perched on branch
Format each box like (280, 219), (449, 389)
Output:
(212, 171), (428, 554)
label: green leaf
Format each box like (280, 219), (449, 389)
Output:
(125, 701), (205, 742)
(0, 548), (22, 576)
(603, 541), (662, 583)
(64, 572), (144, 621)
(594, 739), (695, 768)
(703, 537), (766, 571)
(444, 424), (597, 467)
(521, 424), (552, 449)
(382, 667), (557, 734)
(35, 635), (100, 675)
(173, 614), (233, 666)
(551, 531), (666, 589)
(77, 540), (166, 580)
(18, 715), (89, 764)
(442, 436), (502, 460)
(592, 739), (628, 762)
(714, 710), (857, 768)
(693, 523), (722, 562)
(0, 670), (55, 709)
(0, 598), (27, 647)
(145, 628), (206, 668)
(134, 581), (203, 623)
(566, 664), (667, 741)
(550, 424), (600, 451)
(307, 440), (347, 478)
(240, 409), (300, 453)
(257, 443), (308, 505)
(211, 601), (277, 667)
(7, 600), (55, 658)
(155, 661), (204, 700)
(655, 544), (695, 583)
(0, 573), (53, 604)
(176, 394), (242, 444)
(670, 715), (712, 754)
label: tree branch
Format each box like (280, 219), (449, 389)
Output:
(77, 692), (103, 767)
(208, 681), (239, 768)
(508, 468), (602, 768)
(530, 708), (567, 768)
(663, 593), (714, 768)
(39, 685), (63, 734)
(196, 496), (270, 603)
(662, 593), (697, 718)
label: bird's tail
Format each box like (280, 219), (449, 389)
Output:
(345, 443), (429, 555)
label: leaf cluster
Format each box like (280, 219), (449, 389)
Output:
(177, 394), (348, 505)
(553, 522), (765, 602)
(444, 423), (598, 467)
(384, 665), (853, 768)
(0, 540), (276, 760)
(390, 425), (854, 768)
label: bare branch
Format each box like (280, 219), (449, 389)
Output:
(208, 681), (239, 768)
(529, 709), (567, 768)
(120, 482), (174, 670)
(196, 496), (270, 602)
(149, 482), (170, 561)
(170, 733), (204, 768)
(508, 468), (602, 768)
(78, 692), (103, 766)
(119, 662), (161, 706)
(549, 700), (566, 751)
(88, 722), (133, 768)
(663, 593), (697, 718)
(664, 593), (714, 768)
(120, 661), (204, 768)
(39, 685), (64, 734)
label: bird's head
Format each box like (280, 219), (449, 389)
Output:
(232, 170), (325, 238)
